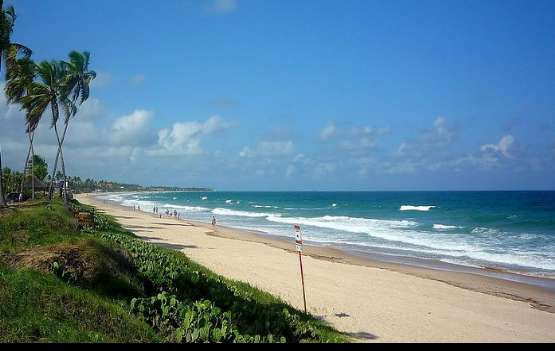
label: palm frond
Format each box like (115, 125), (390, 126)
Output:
(65, 50), (95, 106)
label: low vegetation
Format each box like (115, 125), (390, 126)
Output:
(0, 200), (347, 343)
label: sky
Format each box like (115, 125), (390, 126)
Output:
(1, 0), (555, 190)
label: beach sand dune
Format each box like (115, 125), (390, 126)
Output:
(76, 193), (555, 342)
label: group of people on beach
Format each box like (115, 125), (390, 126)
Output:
(152, 206), (180, 219)
(135, 204), (216, 225)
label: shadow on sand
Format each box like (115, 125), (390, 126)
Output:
(153, 222), (194, 227)
(124, 225), (165, 230)
(149, 242), (199, 250)
(346, 331), (378, 341)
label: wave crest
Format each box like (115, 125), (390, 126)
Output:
(433, 224), (459, 230)
(212, 208), (277, 218)
(400, 205), (435, 211)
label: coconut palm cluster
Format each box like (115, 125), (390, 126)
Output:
(1, 1), (96, 205)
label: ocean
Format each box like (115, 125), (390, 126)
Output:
(98, 191), (555, 278)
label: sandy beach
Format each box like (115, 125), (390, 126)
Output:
(76, 193), (555, 342)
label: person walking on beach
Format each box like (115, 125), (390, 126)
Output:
(212, 216), (217, 226)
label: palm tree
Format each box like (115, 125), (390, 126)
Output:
(1, 1), (31, 204)
(1, 1), (31, 78)
(5, 56), (37, 198)
(48, 51), (95, 201)
(20, 60), (76, 204)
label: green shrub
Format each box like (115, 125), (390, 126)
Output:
(89, 215), (346, 343)
(130, 292), (286, 343)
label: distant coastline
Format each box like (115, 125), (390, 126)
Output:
(66, 176), (213, 194)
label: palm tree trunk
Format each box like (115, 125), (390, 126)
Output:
(19, 132), (34, 198)
(49, 121), (69, 204)
(59, 122), (69, 204)
(30, 134), (35, 200)
(48, 123), (64, 203)
(0, 144), (6, 207)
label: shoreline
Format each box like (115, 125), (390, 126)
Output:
(91, 192), (555, 282)
(89, 192), (555, 307)
(76, 192), (555, 342)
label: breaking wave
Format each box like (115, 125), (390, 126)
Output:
(400, 205), (435, 211)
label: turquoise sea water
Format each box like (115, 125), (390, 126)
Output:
(99, 191), (555, 277)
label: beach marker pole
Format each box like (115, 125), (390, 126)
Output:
(294, 224), (307, 313)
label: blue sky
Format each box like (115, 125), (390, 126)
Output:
(1, 0), (555, 190)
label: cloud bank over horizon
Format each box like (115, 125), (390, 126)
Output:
(2, 83), (554, 190)
(2, 0), (555, 190)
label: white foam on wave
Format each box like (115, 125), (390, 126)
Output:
(97, 194), (125, 202)
(456, 250), (555, 271)
(225, 199), (233, 204)
(201, 196), (208, 200)
(252, 204), (278, 209)
(268, 216), (555, 270)
(471, 227), (500, 235)
(266, 215), (417, 233)
(433, 224), (460, 230)
(331, 203), (337, 207)
(400, 205), (435, 211)
(212, 208), (277, 218)
(265, 215), (500, 257)
(122, 199), (157, 208)
(162, 204), (209, 212)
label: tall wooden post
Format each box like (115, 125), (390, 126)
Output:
(294, 224), (307, 313)
(298, 251), (307, 313)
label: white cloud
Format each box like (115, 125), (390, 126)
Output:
(286, 164), (296, 177)
(74, 98), (104, 121)
(239, 140), (294, 158)
(320, 123), (336, 140)
(0, 82), (25, 121)
(432, 116), (453, 144)
(341, 126), (388, 151)
(90, 71), (112, 88)
(131, 74), (145, 85)
(110, 109), (152, 145)
(313, 162), (336, 178)
(65, 120), (101, 146)
(396, 117), (455, 161)
(148, 115), (229, 156)
(207, 0), (237, 14)
(480, 135), (515, 158)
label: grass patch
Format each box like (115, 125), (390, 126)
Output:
(0, 200), (81, 253)
(0, 266), (159, 342)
